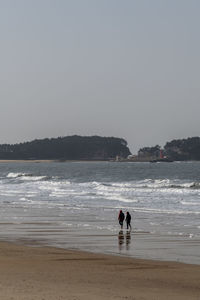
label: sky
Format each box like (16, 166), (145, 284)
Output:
(0, 0), (200, 153)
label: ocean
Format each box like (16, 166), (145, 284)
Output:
(0, 161), (199, 264)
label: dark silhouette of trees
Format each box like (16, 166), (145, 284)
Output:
(164, 137), (200, 160)
(137, 137), (200, 161)
(0, 135), (131, 160)
(138, 145), (161, 157)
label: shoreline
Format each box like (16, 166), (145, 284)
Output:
(0, 159), (56, 163)
(0, 159), (110, 163)
(1, 228), (199, 266)
(0, 241), (199, 300)
(0, 159), (200, 163)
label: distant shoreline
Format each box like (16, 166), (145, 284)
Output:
(0, 159), (111, 163)
(0, 159), (55, 163)
(0, 159), (199, 163)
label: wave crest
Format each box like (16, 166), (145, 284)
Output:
(7, 172), (49, 181)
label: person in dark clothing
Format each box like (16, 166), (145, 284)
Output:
(125, 211), (131, 230)
(118, 210), (125, 229)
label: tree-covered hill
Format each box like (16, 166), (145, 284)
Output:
(137, 136), (200, 161)
(0, 135), (131, 160)
(164, 137), (200, 161)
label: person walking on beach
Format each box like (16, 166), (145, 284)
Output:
(125, 211), (131, 230)
(118, 210), (125, 229)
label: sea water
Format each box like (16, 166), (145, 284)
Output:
(0, 161), (199, 264)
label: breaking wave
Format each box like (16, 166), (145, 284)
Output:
(88, 179), (200, 191)
(5, 173), (200, 194)
(7, 172), (50, 181)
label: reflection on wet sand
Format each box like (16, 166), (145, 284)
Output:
(118, 230), (131, 251)
(126, 231), (131, 250)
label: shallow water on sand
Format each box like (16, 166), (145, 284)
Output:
(0, 161), (199, 264)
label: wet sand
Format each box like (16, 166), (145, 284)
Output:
(0, 241), (199, 300)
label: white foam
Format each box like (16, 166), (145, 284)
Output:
(105, 196), (138, 203)
(20, 175), (47, 181)
(181, 201), (200, 206)
(129, 207), (200, 215)
(7, 172), (25, 178)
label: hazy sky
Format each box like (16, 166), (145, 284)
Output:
(0, 0), (200, 153)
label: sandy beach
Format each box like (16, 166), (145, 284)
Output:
(0, 242), (199, 300)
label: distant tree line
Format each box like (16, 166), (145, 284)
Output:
(0, 135), (131, 160)
(164, 137), (200, 160)
(138, 145), (161, 157)
(138, 137), (200, 161)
